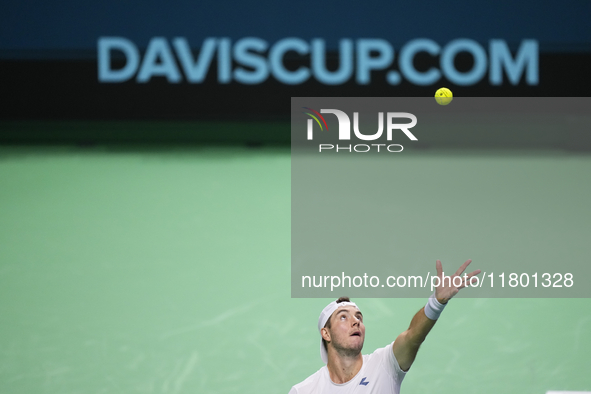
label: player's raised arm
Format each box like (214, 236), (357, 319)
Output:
(392, 259), (481, 372)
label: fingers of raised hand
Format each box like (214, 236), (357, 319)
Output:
(465, 269), (481, 280)
(454, 259), (473, 276)
(458, 273), (481, 289)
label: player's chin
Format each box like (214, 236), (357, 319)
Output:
(349, 336), (364, 348)
(352, 342), (364, 353)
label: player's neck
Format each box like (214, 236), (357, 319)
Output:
(326, 353), (363, 384)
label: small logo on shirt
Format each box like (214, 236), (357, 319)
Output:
(359, 377), (369, 386)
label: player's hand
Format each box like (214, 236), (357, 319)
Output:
(434, 259), (481, 304)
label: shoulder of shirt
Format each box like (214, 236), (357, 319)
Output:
(366, 341), (407, 376)
(365, 342), (389, 361)
(290, 367), (324, 394)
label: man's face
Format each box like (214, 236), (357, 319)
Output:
(325, 306), (365, 357)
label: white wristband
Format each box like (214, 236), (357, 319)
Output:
(424, 294), (446, 320)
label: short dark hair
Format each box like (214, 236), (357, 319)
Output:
(322, 297), (351, 350)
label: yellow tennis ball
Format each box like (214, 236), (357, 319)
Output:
(435, 87), (453, 105)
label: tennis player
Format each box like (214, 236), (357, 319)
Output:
(288, 259), (480, 394)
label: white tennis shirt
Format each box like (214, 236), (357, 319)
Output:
(288, 342), (406, 394)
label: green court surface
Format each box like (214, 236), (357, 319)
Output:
(0, 146), (590, 393)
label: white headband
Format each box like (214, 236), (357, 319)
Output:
(318, 300), (359, 363)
